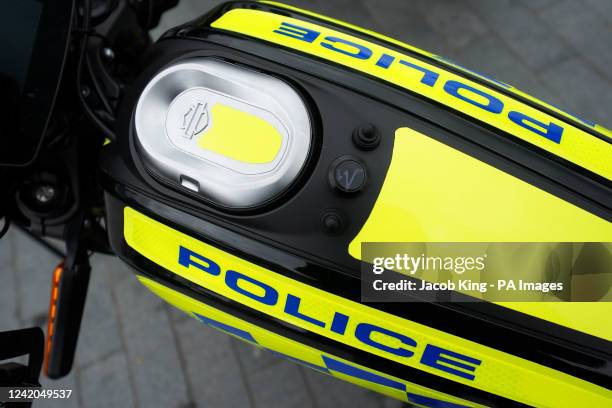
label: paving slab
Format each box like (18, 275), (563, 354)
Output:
(0, 230), (19, 331)
(231, 337), (284, 375)
(414, 0), (490, 50)
(519, 0), (560, 10)
(582, 0), (612, 25)
(12, 231), (61, 327)
(247, 358), (315, 408)
(74, 257), (123, 369)
(173, 315), (254, 408)
(79, 351), (135, 408)
(301, 363), (391, 408)
(451, 35), (561, 106)
(362, 0), (455, 57)
(538, 0), (612, 84)
(37, 370), (81, 408)
(470, 2), (572, 71)
(114, 276), (191, 408)
(538, 57), (612, 127)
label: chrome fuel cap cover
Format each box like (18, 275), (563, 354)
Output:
(134, 58), (312, 209)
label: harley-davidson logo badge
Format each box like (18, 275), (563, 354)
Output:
(180, 101), (209, 139)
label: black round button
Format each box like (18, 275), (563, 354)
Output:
(329, 156), (367, 193)
(320, 210), (346, 235)
(352, 123), (381, 150)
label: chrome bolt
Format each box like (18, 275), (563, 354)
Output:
(102, 47), (115, 60)
(34, 185), (56, 204)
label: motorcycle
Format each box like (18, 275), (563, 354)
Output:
(1, 1), (611, 407)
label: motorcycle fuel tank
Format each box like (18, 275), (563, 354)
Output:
(100, 2), (612, 407)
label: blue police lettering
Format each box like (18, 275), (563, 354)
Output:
(330, 312), (349, 335)
(508, 111), (563, 143)
(179, 245), (481, 381)
(421, 344), (481, 381)
(273, 22), (320, 42)
(285, 294), (325, 327)
(273, 22), (567, 143)
(225, 269), (279, 305)
(321, 36), (372, 59)
(444, 80), (504, 114)
(399, 59), (440, 87)
(178, 246), (221, 276)
(355, 323), (416, 357)
(435, 54), (598, 129)
(375, 53), (395, 68)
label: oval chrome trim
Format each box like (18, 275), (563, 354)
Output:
(135, 58), (312, 209)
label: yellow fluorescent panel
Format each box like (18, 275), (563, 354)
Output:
(212, 8), (612, 179)
(349, 128), (612, 341)
(125, 8), (611, 405)
(197, 103), (282, 164)
(124, 207), (612, 407)
(260, 0), (612, 139)
(138, 275), (483, 407)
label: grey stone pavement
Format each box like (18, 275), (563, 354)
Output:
(2, 1), (611, 407)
